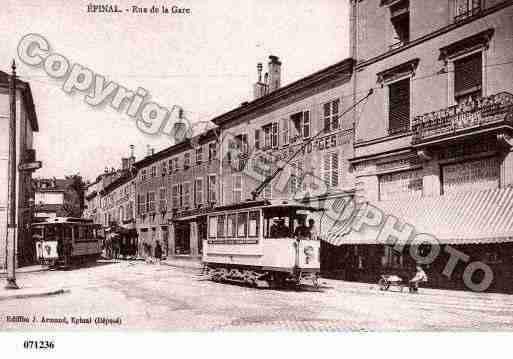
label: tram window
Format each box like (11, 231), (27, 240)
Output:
(227, 214), (236, 237)
(248, 211), (260, 237)
(208, 216), (217, 238)
(217, 215), (225, 238)
(237, 212), (248, 237)
(32, 227), (44, 240)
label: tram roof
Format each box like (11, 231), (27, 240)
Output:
(208, 199), (323, 215)
(32, 217), (95, 225)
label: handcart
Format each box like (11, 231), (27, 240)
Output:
(378, 274), (407, 292)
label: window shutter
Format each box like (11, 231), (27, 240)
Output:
(454, 52), (482, 96)
(323, 154), (330, 185)
(331, 153), (339, 187)
(303, 111), (310, 138)
(323, 103), (331, 132)
(388, 78), (410, 133)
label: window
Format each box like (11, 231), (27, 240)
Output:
(323, 152), (339, 188)
(183, 182), (191, 208)
(235, 134), (249, 154)
(208, 142), (217, 161)
(248, 211), (260, 237)
(390, 0), (409, 48)
(147, 191), (156, 213)
(168, 159), (173, 173)
(184, 152), (190, 170)
(159, 187), (167, 212)
(237, 212), (248, 237)
(323, 99), (340, 132)
(233, 175), (243, 203)
(254, 129), (261, 150)
(272, 122), (279, 148)
(263, 125), (272, 149)
(138, 194), (146, 215)
(173, 158), (179, 172)
(291, 111), (311, 140)
(196, 146), (203, 165)
(217, 215), (225, 237)
(208, 216), (217, 238)
(140, 169), (147, 182)
(150, 166), (157, 178)
(171, 184), (180, 208)
(454, 0), (481, 21)
(454, 52), (482, 104)
(161, 161), (167, 176)
(194, 178), (203, 206)
(388, 78), (410, 135)
(207, 175), (217, 203)
(282, 118), (289, 146)
(227, 214), (236, 237)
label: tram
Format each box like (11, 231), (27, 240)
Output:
(202, 200), (322, 287)
(31, 217), (103, 267)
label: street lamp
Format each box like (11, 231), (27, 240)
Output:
(5, 60), (18, 289)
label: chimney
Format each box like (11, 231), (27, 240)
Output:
(267, 55), (281, 92)
(146, 144), (151, 157)
(128, 144), (136, 167)
(121, 158), (129, 170)
(252, 62), (267, 100)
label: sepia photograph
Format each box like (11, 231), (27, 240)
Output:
(1, 0), (513, 356)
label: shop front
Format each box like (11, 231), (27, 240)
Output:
(321, 186), (513, 293)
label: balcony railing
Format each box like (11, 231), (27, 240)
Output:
(411, 92), (513, 145)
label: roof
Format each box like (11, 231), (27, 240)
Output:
(208, 199), (322, 215)
(322, 187), (513, 246)
(0, 69), (39, 132)
(211, 58), (354, 127)
(134, 127), (218, 169)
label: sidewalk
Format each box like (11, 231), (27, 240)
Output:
(0, 264), (49, 278)
(0, 265), (68, 301)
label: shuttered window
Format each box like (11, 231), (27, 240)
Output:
(454, 52), (482, 101)
(323, 152), (339, 188)
(388, 78), (410, 135)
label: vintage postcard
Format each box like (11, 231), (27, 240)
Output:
(1, 0), (513, 356)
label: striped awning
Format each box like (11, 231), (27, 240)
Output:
(321, 187), (513, 246)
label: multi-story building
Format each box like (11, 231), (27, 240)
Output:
(0, 69), (40, 267)
(211, 55), (358, 270)
(135, 128), (220, 259)
(341, 0), (513, 291)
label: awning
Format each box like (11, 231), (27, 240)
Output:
(323, 186), (513, 246)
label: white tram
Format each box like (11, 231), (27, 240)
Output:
(202, 200), (322, 287)
(31, 217), (103, 267)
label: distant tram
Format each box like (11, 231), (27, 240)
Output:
(31, 217), (103, 267)
(202, 200), (322, 287)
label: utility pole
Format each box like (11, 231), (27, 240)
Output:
(5, 60), (18, 289)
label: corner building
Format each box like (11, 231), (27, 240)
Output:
(343, 0), (513, 291)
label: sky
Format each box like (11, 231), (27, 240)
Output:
(0, 0), (349, 182)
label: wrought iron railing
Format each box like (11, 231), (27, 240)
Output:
(411, 92), (513, 144)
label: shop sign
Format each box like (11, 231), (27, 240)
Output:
(442, 157), (499, 195)
(379, 169), (423, 200)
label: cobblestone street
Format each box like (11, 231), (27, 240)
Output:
(1, 261), (513, 331)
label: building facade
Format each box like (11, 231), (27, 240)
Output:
(338, 0), (513, 291)
(0, 70), (40, 268)
(135, 128), (220, 259)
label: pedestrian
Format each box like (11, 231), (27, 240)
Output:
(155, 240), (163, 263)
(409, 265), (428, 293)
(308, 218), (319, 240)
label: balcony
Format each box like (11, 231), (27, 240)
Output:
(411, 92), (513, 146)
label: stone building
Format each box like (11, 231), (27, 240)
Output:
(336, 0), (513, 291)
(134, 128), (220, 259)
(0, 70), (40, 267)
